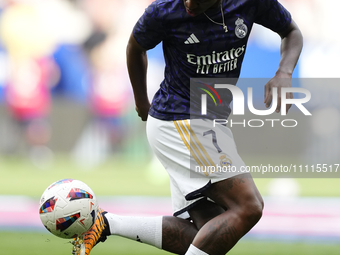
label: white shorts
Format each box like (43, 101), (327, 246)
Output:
(146, 115), (246, 218)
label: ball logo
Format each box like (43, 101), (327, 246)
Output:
(40, 195), (45, 205)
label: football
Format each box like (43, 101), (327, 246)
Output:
(39, 179), (99, 239)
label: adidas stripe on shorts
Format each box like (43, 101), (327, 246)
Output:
(146, 115), (246, 219)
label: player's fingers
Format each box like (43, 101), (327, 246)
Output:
(264, 83), (270, 105)
(275, 86), (282, 113)
(285, 92), (293, 114)
(135, 106), (140, 115)
(276, 95), (281, 113)
(136, 107), (148, 121)
(135, 106), (143, 119)
(265, 90), (273, 108)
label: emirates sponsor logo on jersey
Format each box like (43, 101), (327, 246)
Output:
(186, 45), (246, 74)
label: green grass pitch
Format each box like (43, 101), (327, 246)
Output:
(0, 155), (339, 197)
(1, 232), (340, 255)
(1, 156), (340, 254)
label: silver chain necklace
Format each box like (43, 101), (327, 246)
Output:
(203, 2), (228, 33)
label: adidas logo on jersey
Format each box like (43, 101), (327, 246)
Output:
(184, 34), (200, 44)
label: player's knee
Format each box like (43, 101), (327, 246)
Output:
(241, 195), (264, 225)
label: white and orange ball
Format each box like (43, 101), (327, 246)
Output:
(39, 179), (98, 239)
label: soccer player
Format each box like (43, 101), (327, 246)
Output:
(72, 0), (303, 255)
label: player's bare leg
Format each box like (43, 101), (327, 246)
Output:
(188, 199), (225, 230)
(162, 200), (225, 254)
(87, 201), (225, 255)
(73, 173), (262, 255)
(161, 216), (197, 254)
(189, 173), (264, 255)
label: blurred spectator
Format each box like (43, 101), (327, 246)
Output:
(7, 0), (338, 167)
(70, 0), (137, 168)
(0, 0), (157, 166)
(0, 0), (91, 167)
(0, 2), (59, 166)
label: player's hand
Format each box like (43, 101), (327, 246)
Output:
(135, 102), (151, 121)
(264, 73), (293, 114)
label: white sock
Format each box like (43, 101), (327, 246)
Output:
(105, 213), (162, 249)
(185, 244), (209, 255)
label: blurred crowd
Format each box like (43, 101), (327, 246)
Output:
(0, 0), (163, 168)
(0, 0), (338, 168)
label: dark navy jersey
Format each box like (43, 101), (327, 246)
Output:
(133, 0), (291, 120)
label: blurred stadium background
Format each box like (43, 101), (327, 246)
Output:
(0, 0), (339, 254)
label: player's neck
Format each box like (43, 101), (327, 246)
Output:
(211, 0), (223, 9)
(205, 0), (223, 15)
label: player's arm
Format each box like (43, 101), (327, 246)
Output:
(264, 19), (303, 113)
(276, 19), (303, 77)
(126, 32), (150, 121)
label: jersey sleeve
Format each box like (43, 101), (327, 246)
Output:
(133, 1), (167, 50)
(254, 0), (292, 34)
